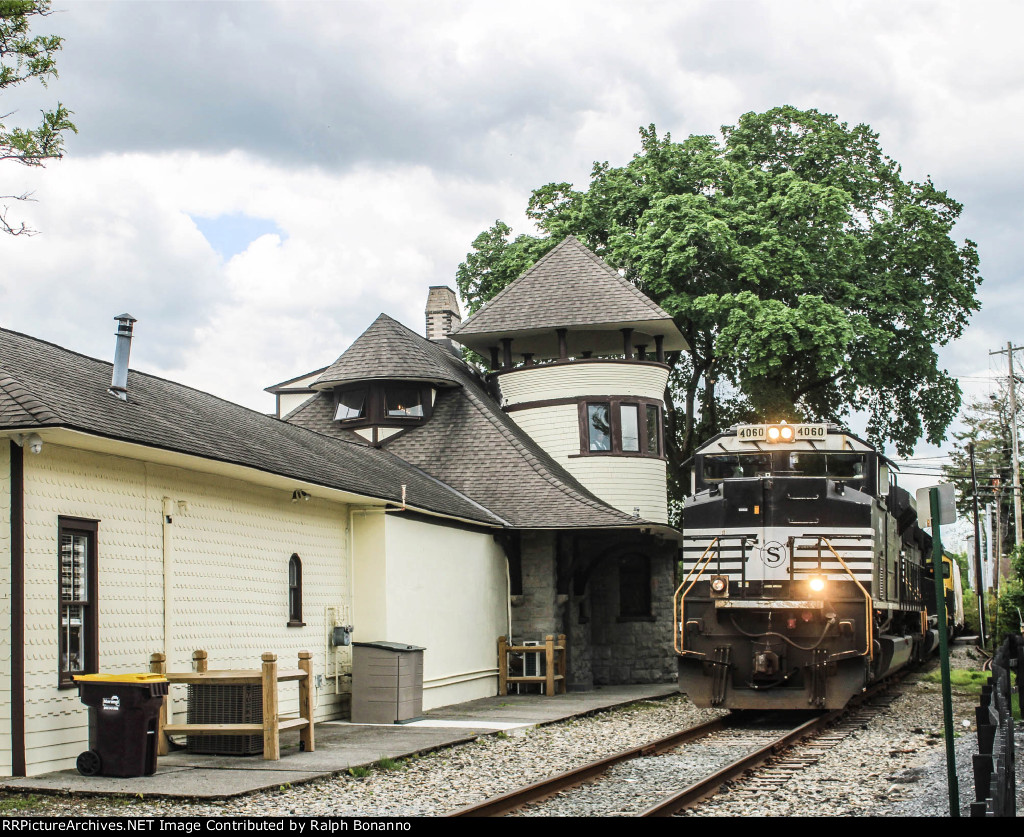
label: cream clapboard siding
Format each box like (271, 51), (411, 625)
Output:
(0, 443), (11, 776)
(351, 513), (507, 708)
(505, 403), (670, 524)
(278, 391), (315, 417)
(497, 362), (669, 405)
(567, 457), (669, 523)
(19, 442), (350, 777)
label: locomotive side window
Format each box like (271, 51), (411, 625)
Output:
(828, 454), (866, 479)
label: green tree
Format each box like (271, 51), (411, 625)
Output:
(1, 0), (75, 235)
(458, 108), (981, 509)
(943, 387), (1020, 554)
(993, 546), (1024, 643)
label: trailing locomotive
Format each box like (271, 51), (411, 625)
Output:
(675, 422), (940, 709)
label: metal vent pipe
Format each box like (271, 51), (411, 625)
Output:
(110, 313), (137, 400)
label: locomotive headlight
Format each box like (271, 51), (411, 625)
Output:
(808, 575), (827, 595)
(766, 423), (795, 443)
(710, 575), (729, 598)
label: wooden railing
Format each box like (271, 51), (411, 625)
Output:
(497, 635), (566, 696)
(150, 649), (314, 761)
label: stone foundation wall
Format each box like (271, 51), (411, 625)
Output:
(509, 530), (558, 640)
(588, 548), (676, 685)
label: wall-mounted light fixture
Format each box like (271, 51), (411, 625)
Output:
(12, 433), (43, 454)
(291, 489), (311, 503)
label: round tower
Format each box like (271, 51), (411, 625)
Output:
(451, 237), (688, 524)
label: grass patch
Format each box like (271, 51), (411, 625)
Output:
(922, 669), (990, 694)
(375, 756), (404, 772)
(0, 794), (42, 813)
(347, 765), (372, 778)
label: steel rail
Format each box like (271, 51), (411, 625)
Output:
(637, 710), (840, 816)
(447, 716), (730, 817)
(638, 675), (900, 817)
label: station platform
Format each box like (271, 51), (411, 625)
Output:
(2, 683), (678, 800)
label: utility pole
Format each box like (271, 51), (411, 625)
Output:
(990, 342), (1023, 551)
(993, 482), (1003, 596)
(969, 442), (987, 645)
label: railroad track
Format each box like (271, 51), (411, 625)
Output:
(449, 684), (900, 817)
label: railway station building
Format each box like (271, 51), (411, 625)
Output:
(0, 236), (687, 776)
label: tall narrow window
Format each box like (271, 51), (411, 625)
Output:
(587, 403), (612, 451)
(645, 404), (661, 457)
(58, 518), (98, 687)
(620, 404), (640, 452)
(288, 554), (304, 626)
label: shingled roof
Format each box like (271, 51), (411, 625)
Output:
(0, 328), (502, 527)
(451, 236), (684, 345)
(313, 314), (462, 390)
(287, 317), (655, 531)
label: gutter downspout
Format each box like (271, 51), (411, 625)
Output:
(10, 441), (25, 776)
(346, 506), (387, 692)
(162, 497), (174, 719)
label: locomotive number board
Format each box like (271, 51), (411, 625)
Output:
(736, 423), (828, 441)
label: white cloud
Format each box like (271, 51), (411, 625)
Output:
(2, 0), (1021, 437)
(1, 151), (525, 409)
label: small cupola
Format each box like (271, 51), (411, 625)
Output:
(311, 314), (462, 443)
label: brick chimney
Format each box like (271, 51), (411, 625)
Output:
(425, 286), (462, 343)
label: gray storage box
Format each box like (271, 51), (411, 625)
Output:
(351, 641), (425, 724)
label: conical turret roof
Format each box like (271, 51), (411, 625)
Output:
(451, 236), (687, 355)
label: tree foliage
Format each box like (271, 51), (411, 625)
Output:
(1, 0), (75, 235)
(457, 108), (982, 499)
(943, 386), (1021, 553)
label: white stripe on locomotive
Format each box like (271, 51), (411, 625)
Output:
(682, 526), (875, 583)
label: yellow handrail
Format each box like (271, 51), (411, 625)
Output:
(816, 537), (874, 660)
(673, 538), (719, 656)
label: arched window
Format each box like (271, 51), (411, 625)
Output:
(288, 554), (303, 626)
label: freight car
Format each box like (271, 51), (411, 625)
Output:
(675, 422), (941, 709)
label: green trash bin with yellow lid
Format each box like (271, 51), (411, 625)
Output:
(74, 673), (169, 777)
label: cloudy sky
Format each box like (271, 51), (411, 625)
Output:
(2, 0), (1021, 521)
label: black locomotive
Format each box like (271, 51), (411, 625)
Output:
(675, 422), (940, 709)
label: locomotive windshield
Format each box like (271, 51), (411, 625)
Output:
(701, 451), (868, 483)
(702, 453), (772, 480)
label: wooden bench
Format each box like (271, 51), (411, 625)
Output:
(498, 634), (567, 696)
(150, 649), (314, 760)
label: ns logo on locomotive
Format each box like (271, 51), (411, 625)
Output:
(675, 422), (950, 710)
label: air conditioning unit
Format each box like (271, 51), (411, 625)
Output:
(522, 641), (544, 677)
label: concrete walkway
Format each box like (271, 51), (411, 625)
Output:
(2, 684), (678, 799)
